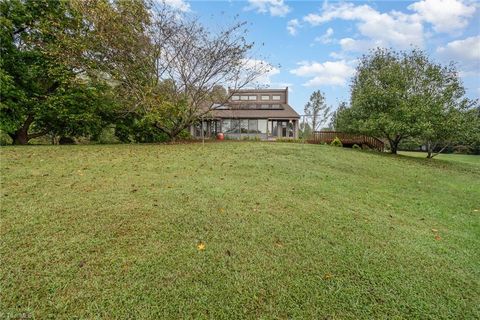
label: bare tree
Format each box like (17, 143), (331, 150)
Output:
(146, 5), (270, 139)
(75, 1), (270, 140)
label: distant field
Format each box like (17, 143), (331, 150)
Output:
(399, 151), (480, 166)
(1, 143), (479, 319)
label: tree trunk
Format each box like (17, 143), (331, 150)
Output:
(12, 129), (29, 145)
(389, 139), (399, 154)
(426, 141), (433, 158)
(388, 135), (402, 154)
(10, 115), (48, 145)
(11, 114), (35, 145)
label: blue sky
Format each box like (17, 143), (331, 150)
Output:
(165, 0), (480, 114)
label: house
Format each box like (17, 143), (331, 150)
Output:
(191, 88), (300, 140)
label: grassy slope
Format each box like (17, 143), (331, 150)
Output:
(1, 143), (479, 319)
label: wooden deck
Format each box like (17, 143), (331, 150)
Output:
(308, 131), (385, 152)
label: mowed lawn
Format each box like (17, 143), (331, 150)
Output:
(1, 142), (479, 319)
(399, 150), (480, 166)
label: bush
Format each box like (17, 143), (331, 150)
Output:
(0, 131), (12, 145)
(330, 137), (343, 147)
(276, 138), (303, 143)
(352, 144), (361, 150)
(95, 126), (120, 144)
(239, 135), (261, 141)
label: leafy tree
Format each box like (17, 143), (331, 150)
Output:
(347, 48), (474, 155)
(402, 51), (475, 158)
(304, 90), (331, 132)
(330, 101), (349, 131)
(0, 0), (114, 144)
(348, 48), (422, 153)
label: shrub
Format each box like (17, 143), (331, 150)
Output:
(330, 137), (343, 147)
(352, 144), (361, 150)
(95, 126), (120, 144)
(276, 138), (303, 143)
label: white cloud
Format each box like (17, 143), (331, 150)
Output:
(287, 19), (300, 36)
(303, 2), (425, 51)
(162, 0), (191, 12)
(290, 60), (355, 86)
(408, 0), (476, 33)
(246, 0), (291, 17)
(437, 36), (480, 78)
(437, 36), (480, 62)
(314, 28), (334, 44)
(242, 59), (281, 85)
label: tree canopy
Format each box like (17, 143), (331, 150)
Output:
(339, 48), (476, 155)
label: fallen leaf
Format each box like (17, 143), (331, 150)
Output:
(218, 208), (225, 213)
(435, 235), (441, 241)
(431, 228), (438, 233)
(323, 273), (333, 280)
(197, 242), (206, 251)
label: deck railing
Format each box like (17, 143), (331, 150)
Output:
(309, 131), (384, 151)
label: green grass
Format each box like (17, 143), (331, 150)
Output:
(399, 151), (480, 166)
(1, 143), (479, 319)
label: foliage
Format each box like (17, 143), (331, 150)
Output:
(276, 138), (303, 143)
(346, 48), (474, 156)
(330, 137), (343, 147)
(0, 0), (116, 144)
(352, 144), (361, 150)
(304, 90), (331, 132)
(330, 101), (349, 131)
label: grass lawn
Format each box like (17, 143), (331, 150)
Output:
(1, 142), (479, 319)
(399, 151), (480, 166)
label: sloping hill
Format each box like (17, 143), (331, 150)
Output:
(1, 143), (479, 319)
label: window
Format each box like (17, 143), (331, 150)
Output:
(222, 119), (231, 132)
(231, 95), (239, 101)
(240, 119), (248, 133)
(240, 96), (249, 101)
(248, 119), (258, 133)
(257, 119), (267, 134)
(261, 95), (270, 100)
(248, 95), (257, 100)
(231, 119), (240, 133)
(272, 95), (281, 100)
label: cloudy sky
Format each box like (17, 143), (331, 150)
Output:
(165, 0), (480, 114)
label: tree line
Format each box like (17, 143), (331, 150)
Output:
(330, 49), (479, 157)
(1, 0), (269, 144)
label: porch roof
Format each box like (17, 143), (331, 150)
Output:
(200, 103), (300, 119)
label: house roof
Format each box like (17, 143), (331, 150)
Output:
(201, 103), (300, 119)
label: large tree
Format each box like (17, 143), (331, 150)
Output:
(347, 48), (473, 154)
(348, 48), (420, 153)
(0, 0), (114, 144)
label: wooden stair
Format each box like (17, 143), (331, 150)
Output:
(308, 131), (385, 152)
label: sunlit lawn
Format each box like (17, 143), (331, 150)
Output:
(1, 142), (479, 319)
(399, 150), (480, 166)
